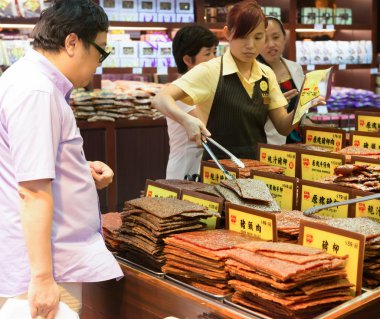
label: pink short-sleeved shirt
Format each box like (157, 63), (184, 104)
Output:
(0, 49), (123, 297)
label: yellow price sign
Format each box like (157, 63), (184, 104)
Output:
(201, 163), (237, 185)
(226, 203), (277, 241)
(300, 220), (365, 295)
(144, 180), (180, 199)
(259, 147), (296, 177)
(352, 133), (380, 150)
(353, 196), (380, 222)
(304, 129), (344, 152)
(357, 115), (380, 132)
(299, 183), (351, 218)
(300, 153), (343, 181)
(251, 175), (295, 210)
(181, 190), (224, 230)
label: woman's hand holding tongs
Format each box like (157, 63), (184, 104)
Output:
(182, 113), (210, 147)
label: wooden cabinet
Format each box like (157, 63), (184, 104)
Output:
(78, 119), (169, 212)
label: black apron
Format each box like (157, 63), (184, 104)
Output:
(203, 56), (269, 160)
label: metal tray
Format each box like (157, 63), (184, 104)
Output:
(165, 274), (230, 301)
(223, 295), (273, 319)
(116, 255), (165, 278)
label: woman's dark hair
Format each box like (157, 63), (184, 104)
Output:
(266, 16), (286, 36)
(172, 25), (219, 74)
(227, 0), (267, 39)
(32, 0), (109, 52)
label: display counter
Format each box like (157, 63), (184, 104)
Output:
(81, 260), (380, 319)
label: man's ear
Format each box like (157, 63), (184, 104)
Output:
(182, 54), (193, 69)
(64, 33), (79, 57)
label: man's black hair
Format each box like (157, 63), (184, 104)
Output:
(32, 0), (109, 52)
(172, 25), (219, 74)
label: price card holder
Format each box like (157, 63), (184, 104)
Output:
(298, 149), (345, 182)
(132, 67), (143, 74)
(144, 179), (180, 199)
(257, 143), (297, 177)
(301, 126), (346, 152)
(181, 189), (224, 229)
(225, 202), (277, 241)
(250, 170), (297, 211)
(306, 64), (315, 71)
(299, 220), (365, 295)
(200, 161), (239, 185)
(355, 111), (380, 132)
(350, 131), (380, 150)
(351, 190), (380, 222)
(351, 156), (380, 167)
(298, 180), (353, 218)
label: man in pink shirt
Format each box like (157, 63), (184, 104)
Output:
(0, 0), (123, 318)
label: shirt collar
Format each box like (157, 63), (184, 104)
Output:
(222, 48), (264, 83)
(24, 48), (73, 97)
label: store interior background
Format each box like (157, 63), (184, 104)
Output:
(0, 0), (379, 212)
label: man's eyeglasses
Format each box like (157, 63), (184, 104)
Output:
(88, 40), (110, 63)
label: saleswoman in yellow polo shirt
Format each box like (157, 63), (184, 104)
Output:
(153, 0), (298, 160)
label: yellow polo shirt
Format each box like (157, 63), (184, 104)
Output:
(173, 48), (287, 125)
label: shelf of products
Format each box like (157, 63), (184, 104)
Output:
(0, 0), (378, 91)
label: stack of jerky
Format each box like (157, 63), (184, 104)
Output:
(119, 197), (219, 270)
(215, 179), (281, 212)
(226, 242), (353, 319)
(162, 229), (255, 296)
(101, 212), (123, 252)
(71, 89), (96, 121)
(276, 210), (330, 243)
(323, 217), (380, 289)
(212, 159), (285, 178)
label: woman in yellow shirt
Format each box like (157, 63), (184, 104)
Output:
(153, 0), (298, 159)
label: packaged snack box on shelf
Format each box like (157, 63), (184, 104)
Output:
(175, 0), (193, 14)
(0, 0), (18, 17)
(138, 12), (157, 22)
(157, 13), (176, 22)
(318, 7), (333, 24)
(119, 11), (138, 21)
(121, 0), (137, 11)
(103, 9), (119, 21)
(139, 41), (158, 58)
(119, 41), (139, 58)
(17, 0), (43, 18)
(138, 0), (156, 12)
(157, 0), (175, 13)
(334, 8), (352, 25)
(119, 57), (140, 67)
(157, 57), (175, 68)
(100, 0), (119, 10)
(157, 42), (172, 58)
(262, 6), (281, 19)
(175, 13), (194, 23)
(300, 7), (319, 24)
(139, 57), (157, 67)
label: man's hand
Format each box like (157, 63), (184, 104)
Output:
(89, 161), (114, 190)
(28, 275), (59, 319)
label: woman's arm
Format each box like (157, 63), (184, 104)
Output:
(152, 84), (210, 146)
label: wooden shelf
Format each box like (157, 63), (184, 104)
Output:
(302, 64), (374, 71)
(102, 67), (178, 74)
(295, 24), (372, 30)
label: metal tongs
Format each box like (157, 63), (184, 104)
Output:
(303, 192), (380, 216)
(201, 134), (245, 181)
